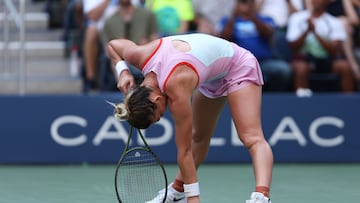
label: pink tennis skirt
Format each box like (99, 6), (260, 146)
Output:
(198, 44), (264, 98)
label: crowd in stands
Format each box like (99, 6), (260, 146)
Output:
(47, 0), (360, 95)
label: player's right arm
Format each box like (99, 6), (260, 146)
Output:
(107, 39), (138, 94)
(107, 39), (137, 66)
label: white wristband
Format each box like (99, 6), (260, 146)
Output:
(183, 182), (200, 197)
(115, 60), (129, 77)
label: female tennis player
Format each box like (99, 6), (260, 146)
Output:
(107, 33), (273, 203)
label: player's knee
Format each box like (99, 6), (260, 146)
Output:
(240, 132), (265, 149)
(192, 129), (211, 146)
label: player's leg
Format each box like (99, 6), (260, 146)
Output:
(163, 92), (226, 203)
(227, 83), (273, 202)
(192, 92), (227, 167)
(174, 92), (226, 180)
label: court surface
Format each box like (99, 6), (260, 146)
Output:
(0, 163), (359, 203)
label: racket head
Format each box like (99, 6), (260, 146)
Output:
(115, 147), (168, 203)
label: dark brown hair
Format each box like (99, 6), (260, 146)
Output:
(113, 86), (157, 129)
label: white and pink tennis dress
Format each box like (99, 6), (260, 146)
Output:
(141, 33), (264, 98)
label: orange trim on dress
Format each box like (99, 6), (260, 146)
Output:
(141, 39), (163, 70)
(163, 62), (200, 92)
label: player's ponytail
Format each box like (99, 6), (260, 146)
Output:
(106, 101), (129, 120)
(114, 103), (129, 120)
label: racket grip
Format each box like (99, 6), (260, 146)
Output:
(184, 182), (200, 197)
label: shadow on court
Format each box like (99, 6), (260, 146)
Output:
(0, 163), (359, 203)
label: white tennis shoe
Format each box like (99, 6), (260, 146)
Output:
(246, 192), (272, 203)
(145, 183), (187, 203)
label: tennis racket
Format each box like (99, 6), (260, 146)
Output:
(114, 125), (168, 203)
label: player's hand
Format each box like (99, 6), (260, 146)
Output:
(117, 70), (135, 95)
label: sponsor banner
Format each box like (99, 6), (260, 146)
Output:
(0, 93), (359, 164)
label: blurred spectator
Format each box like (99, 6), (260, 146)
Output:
(82, 0), (118, 92)
(353, 0), (360, 7)
(352, 0), (360, 90)
(219, 0), (292, 92)
(99, 0), (159, 90)
(256, 0), (304, 28)
(308, 0), (360, 81)
(287, 0), (355, 96)
(256, 0), (305, 61)
(191, 0), (236, 36)
(101, 0), (158, 45)
(45, 0), (67, 28)
(62, 0), (84, 57)
(353, 0), (360, 84)
(145, 0), (194, 36)
(128, 0), (146, 7)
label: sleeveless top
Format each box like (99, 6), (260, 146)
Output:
(141, 33), (263, 98)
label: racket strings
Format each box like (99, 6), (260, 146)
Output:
(117, 149), (166, 203)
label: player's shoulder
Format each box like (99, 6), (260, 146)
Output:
(165, 64), (198, 92)
(137, 39), (163, 67)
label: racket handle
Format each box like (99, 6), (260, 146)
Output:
(184, 182), (200, 197)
